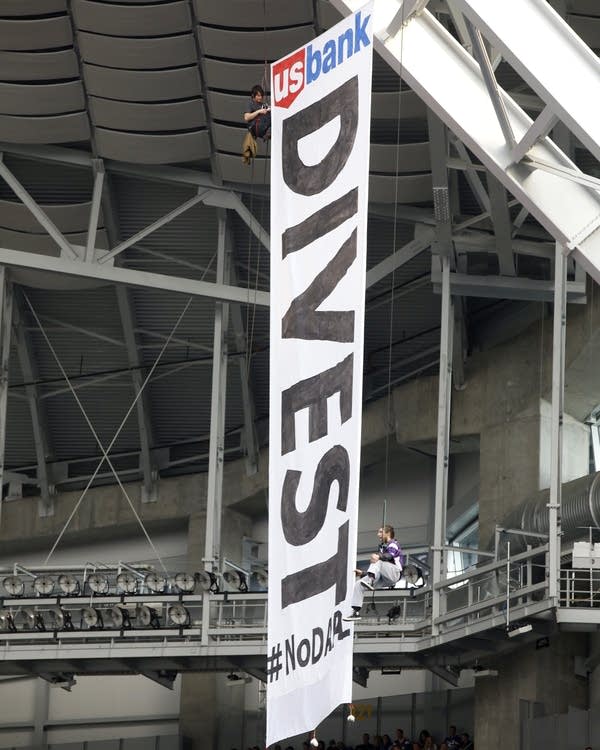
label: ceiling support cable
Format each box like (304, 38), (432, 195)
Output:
(21, 291), (196, 571)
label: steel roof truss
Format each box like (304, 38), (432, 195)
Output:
(0, 247), (270, 307)
(0, 155), (78, 261)
(330, 0), (600, 283)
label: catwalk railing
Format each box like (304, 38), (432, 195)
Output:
(0, 546), (556, 660)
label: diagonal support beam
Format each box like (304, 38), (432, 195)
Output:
(487, 174), (516, 276)
(85, 159), (104, 263)
(330, 0), (600, 282)
(98, 189), (208, 265)
(0, 155), (77, 260)
(100, 169), (157, 502)
(13, 294), (54, 517)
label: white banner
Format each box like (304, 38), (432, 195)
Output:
(268, 5), (373, 745)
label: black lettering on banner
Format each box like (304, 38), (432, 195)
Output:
(297, 638), (311, 667)
(333, 609), (351, 640)
(285, 634), (296, 675)
(281, 354), (353, 456)
(282, 229), (356, 342)
(281, 188), (358, 259)
(281, 520), (349, 608)
(282, 77), (359, 196)
(312, 627), (324, 664)
(325, 617), (334, 655)
(281, 445), (349, 546)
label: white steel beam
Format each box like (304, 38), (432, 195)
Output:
(204, 212), (230, 573)
(330, 0), (600, 282)
(431, 256), (453, 635)
(548, 243), (567, 601)
(510, 105), (558, 166)
(13, 297), (54, 517)
(453, 0), (600, 165)
(0, 156), (77, 261)
(486, 175), (516, 276)
(0, 247), (269, 307)
(0, 267), (13, 524)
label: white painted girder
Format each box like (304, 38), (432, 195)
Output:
(330, 0), (600, 283)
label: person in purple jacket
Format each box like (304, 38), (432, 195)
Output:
(343, 525), (403, 621)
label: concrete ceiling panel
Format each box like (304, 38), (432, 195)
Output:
(89, 97), (206, 131)
(206, 91), (251, 123)
(0, 82), (85, 116)
(0, 198), (104, 235)
(194, 0), (313, 27)
(0, 50), (79, 81)
(217, 153), (270, 184)
(369, 174), (432, 204)
(83, 65), (201, 102)
(197, 25), (314, 60)
(94, 128), (210, 163)
(0, 0), (66, 16)
(203, 59), (269, 94)
(371, 91), (427, 120)
(370, 143), (431, 174)
(213, 123), (255, 155)
(72, 0), (191, 37)
(78, 32), (197, 69)
(0, 17), (72, 51)
(0, 227), (108, 254)
(0, 113), (90, 143)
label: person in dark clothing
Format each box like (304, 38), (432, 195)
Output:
(344, 525), (403, 621)
(355, 734), (375, 750)
(440, 726), (461, 750)
(243, 84), (271, 139)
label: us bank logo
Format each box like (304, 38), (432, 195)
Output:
(272, 10), (371, 109)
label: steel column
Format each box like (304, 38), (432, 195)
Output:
(228, 223), (259, 476)
(431, 255), (453, 635)
(0, 267), (14, 525)
(204, 211), (230, 572)
(13, 297), (53, 517)
(548, 242), (567, 601)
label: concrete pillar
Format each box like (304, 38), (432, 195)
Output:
(474, 634), (588, 750)
(479, 399), (589, 547)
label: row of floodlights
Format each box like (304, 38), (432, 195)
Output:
(0, 602), (193, 633)
(1, 569), (267, 598)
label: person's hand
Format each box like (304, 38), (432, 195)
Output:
(370, 553), (380, 563)
(354, 568), (362, 576)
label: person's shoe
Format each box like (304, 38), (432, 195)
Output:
(343, 611), (361, 622)
(360, 576), (375, 590)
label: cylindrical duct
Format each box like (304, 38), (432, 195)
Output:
(497, 471), (600, 554)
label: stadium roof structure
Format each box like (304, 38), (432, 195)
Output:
(0, 0), (597, 514)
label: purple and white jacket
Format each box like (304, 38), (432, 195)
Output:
(379, 538), (402, 568)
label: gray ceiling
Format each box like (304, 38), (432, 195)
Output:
(0, 0), (597, 494)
